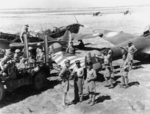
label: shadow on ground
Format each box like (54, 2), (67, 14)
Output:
(0, 78), (61, 108)
(95, 95), (111, 104)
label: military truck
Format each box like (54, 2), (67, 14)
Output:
(0, 34), (50, 101)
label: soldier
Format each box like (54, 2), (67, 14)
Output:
(121, 59), (130, 88)
(78, 40), (85, 49)
(0, 49), (14, 76)
(14, 49), (21, 62)
(59, 60), (71, 106)
(86, 62), (97, 106)
(66, 41), (75, 54)
(103, 50), (114, 89)
(20, 24), (30, 43)
(126, 42), (137, 68)
(28, 47), (35, 62)
(71, 60), (84, 104)
(36, 44), (45, 62)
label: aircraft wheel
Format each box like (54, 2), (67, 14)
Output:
(0, 83), (5, 102)
(33, 71), (47, 91)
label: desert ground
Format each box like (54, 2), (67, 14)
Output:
(1, 6), (150, 114)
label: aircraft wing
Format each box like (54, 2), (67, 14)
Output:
(0, 39), (10, 49)
(72, 33), (101, 40)
(9, 40), (67, 48)
(93, 29), (137, 45)
(52, 52), (85, 69)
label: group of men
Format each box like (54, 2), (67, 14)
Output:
(59, 41), (137, 107)
(59, 59), (97, 106)
(102, 41), (137, 89)
(0, 43), (45, 77)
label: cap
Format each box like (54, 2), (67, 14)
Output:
(5, 50), (13, 57)
(28, 47), (33, 50)
(75, 60), (80, 64)
(15, 49), (21, 53)
(86, 62), (93, 66)
(128, 41), (132, 44)
(25, 24), (29, 27)
(65, 60), (70, 64)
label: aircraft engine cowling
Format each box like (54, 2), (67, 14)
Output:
(49, 43), (63, 54)
(85, 50), (103, 71)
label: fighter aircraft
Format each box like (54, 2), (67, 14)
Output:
(94, 28), (150, 61)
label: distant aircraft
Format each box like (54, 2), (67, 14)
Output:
(124, 10), (131, 15)
(93, 12), (102, 16)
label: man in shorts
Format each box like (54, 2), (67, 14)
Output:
(103, 50), (114, 89)
(126, 42), (137, 68)
(86, 62), (97, 106)
(121, 59), (130, 88)
(59, 60), (71, 106)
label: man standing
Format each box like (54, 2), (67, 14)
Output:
(66, 42), (75, 55)
(121, 59), (130, 88)
(71, 60), (84, 104)
(0, 49), (14, 77)
(59, 60), (71, 106)
(36, 44), (45, 62)
(14, 49), (21, 62)
(86, 62), (97, 106)
(20, 25), (30, 43)
(103, 50), (114, 89)
(126, 42), (137, 68)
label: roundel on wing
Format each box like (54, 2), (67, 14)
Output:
(49, 43), (62, 53)
(105, 32), (119, 37)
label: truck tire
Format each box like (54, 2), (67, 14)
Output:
(0, 83), (5, 102)
(33, 71), (47, 91)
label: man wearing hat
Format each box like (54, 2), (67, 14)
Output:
(36, 43), (45, 62)
(66, 41), (76, 55)
(59, 60), (71, 106)
(86, 62), (97, 106)
(71, 60), (84, 104)
(14, 49), (21, 62)
(28, 47), (35, 63)
(78, 40), (85, 49)
(103, 49), (114, 89)
(126, 42), (137, 68)
(0, 49), (14, 75)
(20, 24), (30, 43)
(121, 59), (130, 88)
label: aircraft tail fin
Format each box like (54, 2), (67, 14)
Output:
(61, 30), (72, 44)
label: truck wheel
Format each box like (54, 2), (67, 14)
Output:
(33, 71), (47, 91)
(0, 83), (5, 102)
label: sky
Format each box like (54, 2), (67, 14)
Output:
(0, 0), (150, 9)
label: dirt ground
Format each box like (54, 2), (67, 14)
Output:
(1, 6), (150, 114)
